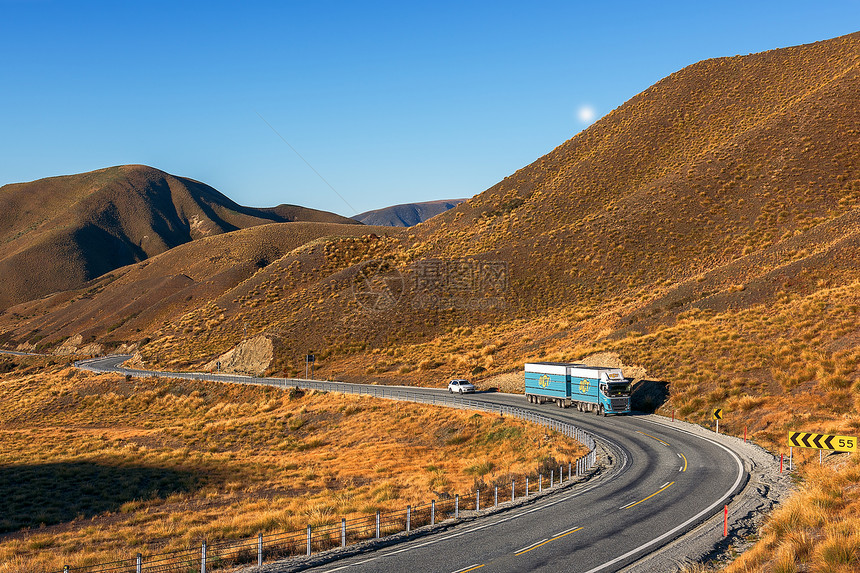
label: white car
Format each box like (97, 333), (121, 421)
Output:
(448, 379), (475, 394)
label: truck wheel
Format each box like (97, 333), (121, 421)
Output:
(599, 405), (606, 417)
(557, 399), (563, 408)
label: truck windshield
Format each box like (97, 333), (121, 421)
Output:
(606, 383), (631, 397)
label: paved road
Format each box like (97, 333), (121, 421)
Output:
(77, 356), (746, 573)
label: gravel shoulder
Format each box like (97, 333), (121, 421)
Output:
(620, 414), (795, 572)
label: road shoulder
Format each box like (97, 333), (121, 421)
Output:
(620, 415), (794, 572)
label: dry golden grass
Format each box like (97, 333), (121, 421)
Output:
(0, 32), (858, 573)
(723, 456), (860, 572)
(0, 357), (584, 572)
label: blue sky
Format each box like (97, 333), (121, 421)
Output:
(1, 1), (858, 216)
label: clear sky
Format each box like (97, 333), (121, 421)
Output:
(2, 1), (858, 216)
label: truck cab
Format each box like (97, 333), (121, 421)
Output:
(599, 375), (632, 415)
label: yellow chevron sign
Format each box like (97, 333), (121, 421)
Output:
(788, 431), (856, 452)
(712, 408), (722, 420)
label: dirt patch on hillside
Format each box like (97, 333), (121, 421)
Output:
(53, 334), (83, 355)
(51, 335), (104, 357)
(478, 371), (523, 393)
(204, 335), (273, 376)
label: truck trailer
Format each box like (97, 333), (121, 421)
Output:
(524, 362), (632, 415)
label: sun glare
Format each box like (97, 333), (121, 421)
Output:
(577, 105), (596, 124)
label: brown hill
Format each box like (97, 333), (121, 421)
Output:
(2, 33), (858, 573)
(0, 221), (394, 353)
(415, 31), (859, 313)
(1, 33), (858, 401)
(0, 165), (358, 309)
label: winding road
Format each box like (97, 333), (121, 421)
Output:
(77, 356), (752, 573)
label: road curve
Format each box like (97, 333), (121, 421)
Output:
(77, 356), (747, 573)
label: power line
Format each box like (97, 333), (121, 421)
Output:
(255, 110), (359, 215)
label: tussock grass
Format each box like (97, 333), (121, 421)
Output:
(0, 358), (584, 572)
(724, 458), (860, 572)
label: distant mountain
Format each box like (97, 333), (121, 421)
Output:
(353, 199), (466, 227)
(0, 165), (359, 309)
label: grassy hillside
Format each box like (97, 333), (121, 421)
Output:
(110, 32), (858, 384)
(0, 165), (358, 310)
(0, 221), (394, 353)
(0, 32), (858, 571)
(0, 35), (854, 411)
(0, 355), (583, 572)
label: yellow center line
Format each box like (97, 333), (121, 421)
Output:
(514, 527), (583, 556)
(515, 538), (554, 556)
(554, 526), (583, 540)
(635, 430), (670, 446)
(679, 452), (688, 472)
(457, 565), (485, 573)
(623, 481), (675, 510)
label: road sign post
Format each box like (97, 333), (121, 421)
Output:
(305, 353), (315, 379)
(713, 409), (723, 434)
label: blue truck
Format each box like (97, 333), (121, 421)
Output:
(524, 362), (632, 415)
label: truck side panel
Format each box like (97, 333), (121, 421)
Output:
(569, 374), (600, 406)
(524, 370), (570, 399)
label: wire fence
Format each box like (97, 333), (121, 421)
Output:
(53, 358), (600, 573)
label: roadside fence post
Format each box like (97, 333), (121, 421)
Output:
(539, 474), (543, 493)
(136, 553), (142, 573)
(551, 470), (554, 488)
(512, 480), (515, 502)
(560, 465), (563, 483)
(201, 540), (207, 573)
(568, 462), (572, 481)
(455, 494), (460, 518)
(342, 518), (346, 547)
(476, 490), (480, 512)
(495, 486), (498, 507)
(780, 453), (784, 473)
(431, 500), (436, 526)
(526, 477), (529, 496)
(407, 506), (411, 532)
(376, 511), (380, 539)
(258, 533), (263, 567)
(307, 525), (312, 556)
